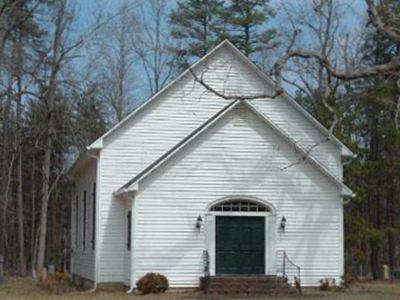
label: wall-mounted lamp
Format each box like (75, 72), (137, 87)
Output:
(196, 215), (203, 230)
(280, 216), (287, 232)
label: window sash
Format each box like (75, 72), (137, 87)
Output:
(75, 195), (79, 248)
(83, 191), (87, 251)
(92, 182), (96, 250)
(210, 200), (269, 212)
(127, 211), (131, 251)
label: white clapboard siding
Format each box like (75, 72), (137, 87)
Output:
(97, 43), (343, 282)
(251, 98), (343, 179)
(190, 45), (343, 178)
(71, 159), (96, 281)
(133, 104), (342, 287)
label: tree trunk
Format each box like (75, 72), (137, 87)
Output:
(0, 77), (13, 284)
(36, 1), (66, 278)
(15, 32), (26, 276)
(16, 145), (26, 276)
(30, 156), (36, 273)
(36, 132), (52, 278)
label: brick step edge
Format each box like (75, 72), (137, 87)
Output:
(205, 284), (295, 289)
(205, 288), (298, 295)
(200, 276), (298, 295)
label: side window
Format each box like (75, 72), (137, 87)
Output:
(75, 195), (79, 248)
(92, 183), (96, 250)
(83, 190), (87, 251)
(127, 211), (131, 251)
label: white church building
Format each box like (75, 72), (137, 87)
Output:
(68, 40), (354, 291)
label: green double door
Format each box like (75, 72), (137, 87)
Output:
(216, 216), (265, 275)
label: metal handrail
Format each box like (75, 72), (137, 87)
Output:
(203, 250), (210, 278)
(277, 250), (301, 286)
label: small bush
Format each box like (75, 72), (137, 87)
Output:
(136, 273), (169, 294)
(319, 278), (336, 291)
(341, 273), (351, 288)
(294, 276), (302, 294)
(41, 271), (71, 294)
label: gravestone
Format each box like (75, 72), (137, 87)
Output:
(382, 264), (390, 280)
(48, 265), (55, 276)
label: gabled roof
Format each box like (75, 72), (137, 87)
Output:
(243, 101), (353, 197)
(115, 99), (241, 196)
(68, 40), (236, 176)
(220, 40), (354, 157)
(86, 40), (233, 151)
(70, 39), (354, 180)
(68, 148), (99, 178)
(87, 39), (354, 157)
(115, 99), (353, 197)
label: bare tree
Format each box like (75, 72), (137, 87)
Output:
(184, 0), (400, 167)
(0, 0), (42, 283)
(14, 21), (27, 277)
(190, 0), (400, 110)
(274, 0), (400, 89)
(133, 0), (175, 95)
(35, 0), (82, 278)
(93, 1), (137, 122)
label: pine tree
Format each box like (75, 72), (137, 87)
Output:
(75, 83), (108, 148)
(169, 0), (226, 65)
(222, 0), (277, 57)
(343, 0), (400, 279)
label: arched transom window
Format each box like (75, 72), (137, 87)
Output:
(210, 199), (270, 212)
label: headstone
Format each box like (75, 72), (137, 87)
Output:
(48, 265), (55, 276)
(382, 264), (390, 280)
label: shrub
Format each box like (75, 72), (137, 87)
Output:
(342, 261), (353, 287)
(41, 271), (71, 294)
(136, 273), (169, 294)
(319, 278), (336, 291)
(294, 276), (302, 294)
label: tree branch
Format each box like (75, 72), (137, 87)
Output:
(187, 65), (283, 100)
(275, 48), (400, 85)
(366, 0), (400, 43)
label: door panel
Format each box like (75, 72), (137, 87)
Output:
(216, 216), (265, 275)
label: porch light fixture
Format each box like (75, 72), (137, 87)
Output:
(196, 215), (203, 230)
(280, 216), (287, 232)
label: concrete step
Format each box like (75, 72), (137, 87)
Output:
(201, 276), (298, 295)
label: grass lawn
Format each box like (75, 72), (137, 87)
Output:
(0, 277), (400, 300)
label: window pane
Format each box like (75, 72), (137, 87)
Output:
(83, 191), (87, 251)
(127, 211), (131, 251)
(210, 199), (269, 213)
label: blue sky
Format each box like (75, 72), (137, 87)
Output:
(70, 0), (369, 104)
(73, 0), (368, 38)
